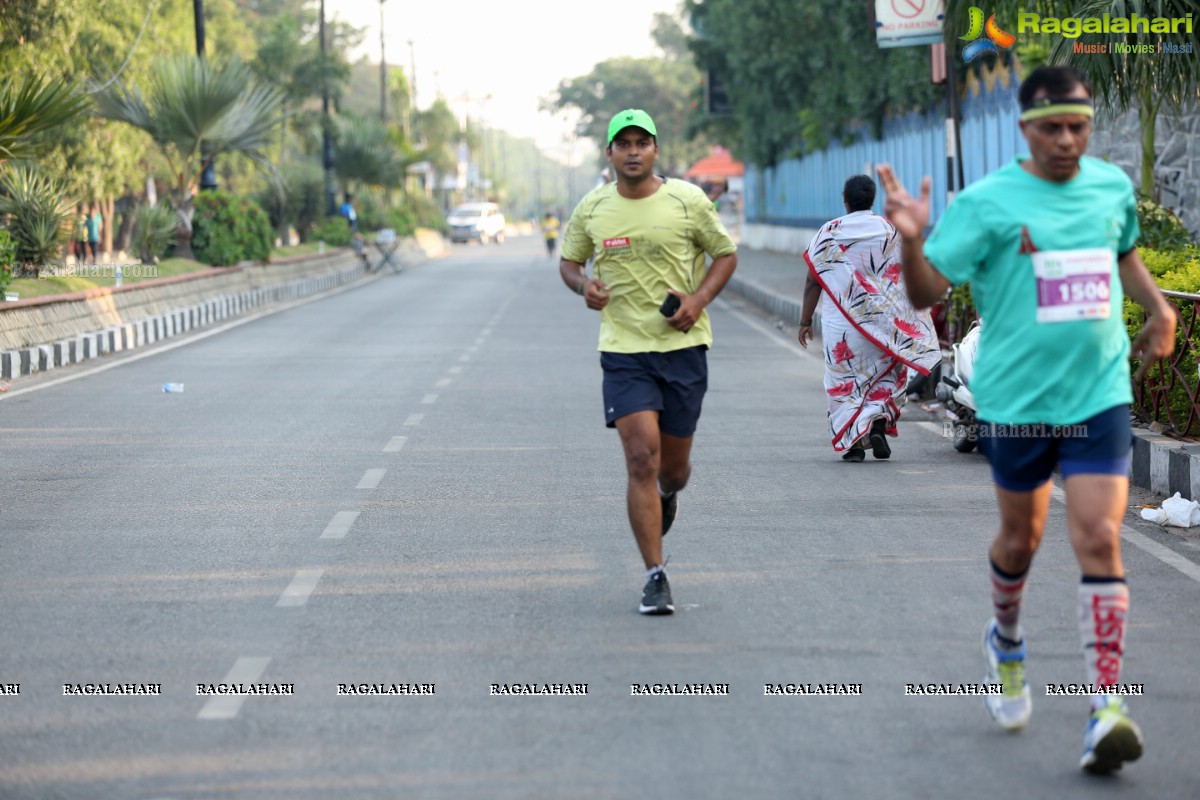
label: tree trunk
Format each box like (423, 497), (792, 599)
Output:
(101, 197), (115, 259)
(172, 198), (196, 261)
(1140, 94), (1157, 198)
(115, 195), (137, 255)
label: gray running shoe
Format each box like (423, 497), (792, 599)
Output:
(639, 570), (674, 615)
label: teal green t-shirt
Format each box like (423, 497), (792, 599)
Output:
(923, 156), (1139, 425)
(561, 178), (737, 353)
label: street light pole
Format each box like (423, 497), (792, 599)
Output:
(320, 0), (336, 217)
(195, 0), (218, 191)
(379, 0), (387, 123)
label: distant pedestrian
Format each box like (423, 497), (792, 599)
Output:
(86, 203), (103, 261)
(340, 193), (358, 233)
(559, 108), (738, 615)
(797, 174), (940, 462)
(74, 205), (88, 263)
(541, 212), (559, 257)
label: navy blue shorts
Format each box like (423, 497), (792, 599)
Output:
(977, 404), (1132, 492)
(600, 347), (708, 437)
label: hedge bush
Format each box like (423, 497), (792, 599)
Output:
(191, 191), (273, 266)
(0, 229), (15, 293)
(311, 216), (353, 247)
(1136, 194), (1193, 251)
(1126, 245), (1200, 433)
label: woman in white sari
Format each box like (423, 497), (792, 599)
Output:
(798, 175), (941, 461)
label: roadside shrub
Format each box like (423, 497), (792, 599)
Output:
(386, 207), (417, 237)
(1137, 194), (1193, 250)
(409, 192), (449, 235)
(1127, 245), (1200, 432)
(0, 229), (15, 293)
(257, 163), (324, 243)
(131, 202), (176, 265)
(355, 191), (389, 232)
(191, 191), (273, 266)
(0, 165), (72, 276)
(311, 215), (353, 247)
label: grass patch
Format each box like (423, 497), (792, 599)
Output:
(1, 242), (334, 300)
(273, 241), (331, 259)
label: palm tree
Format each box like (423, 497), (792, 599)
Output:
(1051, 0), (1200, 196)
(946, 0), (1200, 196)
(94, 56), (285, 260)
(0, 76), (90, 165)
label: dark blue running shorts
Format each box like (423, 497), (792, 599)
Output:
(977, 404), (1132, 492)
(600, 346), (708, 437)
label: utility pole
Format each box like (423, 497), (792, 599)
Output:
(379, 0), (387, 123)
(408, 40), (417, 110)
(320, 0), (336, 217)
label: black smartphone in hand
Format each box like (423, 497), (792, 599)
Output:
(659, 294), (681, 317)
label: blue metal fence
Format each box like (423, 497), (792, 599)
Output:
(746, 80), (1023, 226)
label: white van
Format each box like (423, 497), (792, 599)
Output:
(447, 202), (506, 244)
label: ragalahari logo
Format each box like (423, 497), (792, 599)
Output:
(960, 7), (1016, 62)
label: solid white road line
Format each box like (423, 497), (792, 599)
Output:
(356, 469), (386, 490)
(383, 436), (408, 453)
(1048, 485), (1200, 584)
(197, 656), (271, 720)
(320, 511), (360, 540)
(276, 568), (324, 607)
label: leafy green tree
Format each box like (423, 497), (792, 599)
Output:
(412, 98), (463, 206)
(335, 115), (408, 191)
(95, 56), (285, 260)
(688, 0), (938, 168)
(544, 14), (703, 176)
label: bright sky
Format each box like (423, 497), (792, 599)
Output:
(330, 0), (687, 160)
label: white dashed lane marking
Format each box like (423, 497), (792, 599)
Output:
(320, 511), (360, 540)
(421, 394), (438, 405)
(383, 436), (407, 452)
(276, 568), (324, 607)
(404, 413), (424, 426)
(197, 657), (271, 720)
(356, 469), (386, 489)
(435, 378), (451, 388)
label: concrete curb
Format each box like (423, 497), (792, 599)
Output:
(1, 231), (451, 388)
(0, 261), (365, 383)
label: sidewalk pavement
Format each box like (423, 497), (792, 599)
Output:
(723, 231), (1193, 504)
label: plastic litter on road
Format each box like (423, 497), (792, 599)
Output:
(1139, 492), (1200, 528)
(161, 383), (185, 393)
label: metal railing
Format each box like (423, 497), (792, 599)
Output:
(936, 288), (1200, 439)
(1133, 290), (1200, 438)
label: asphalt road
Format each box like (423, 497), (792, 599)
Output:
(1, 235), (1197, 799)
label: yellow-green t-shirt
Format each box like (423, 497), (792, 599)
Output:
(561, 178), (736, 353)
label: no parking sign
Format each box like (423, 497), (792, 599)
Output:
(875, 0), (945, 48)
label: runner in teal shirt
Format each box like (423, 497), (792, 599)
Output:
(876, 66), (1176, 776)
(922, 155), (1138, 425)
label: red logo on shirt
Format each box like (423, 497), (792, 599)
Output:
(603, 237), (630, 248)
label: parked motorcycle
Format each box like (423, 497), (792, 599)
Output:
(935, 320), (982, 453)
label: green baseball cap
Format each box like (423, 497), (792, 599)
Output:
(607, 109), (657, 146)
